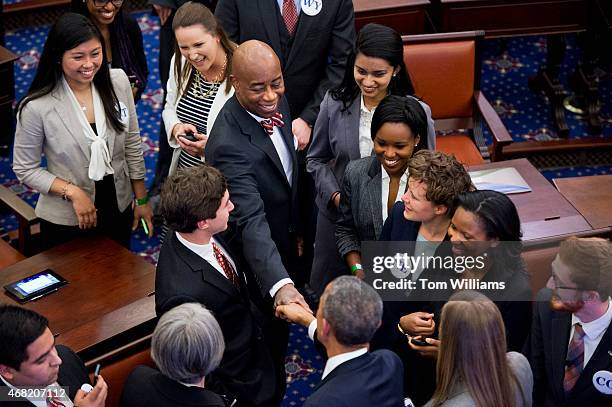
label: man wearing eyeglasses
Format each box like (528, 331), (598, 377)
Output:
(526, 237), (612, 406)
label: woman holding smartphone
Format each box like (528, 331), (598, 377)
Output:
(13, 13), (153, 249)
(162, 1), (235, 176)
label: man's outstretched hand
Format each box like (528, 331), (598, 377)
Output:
(274, 284), (312, 315)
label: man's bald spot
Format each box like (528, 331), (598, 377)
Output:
(233, 40), (281, 79)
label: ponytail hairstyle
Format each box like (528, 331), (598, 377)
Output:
(331, 23), (415, 111)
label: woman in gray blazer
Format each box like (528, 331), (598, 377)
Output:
(336, 95), (427, 278)
(13, 13), (152, 249)
(307, 24), (435, 294)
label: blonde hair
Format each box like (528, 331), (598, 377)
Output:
(431, 291), (523, 407)
(172, 1), (235, 96)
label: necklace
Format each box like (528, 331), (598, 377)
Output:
(194, 55), (227, 99)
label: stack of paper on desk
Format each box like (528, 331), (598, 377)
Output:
(469, 167), (531, 194)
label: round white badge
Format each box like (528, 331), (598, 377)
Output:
(301, 0), (322, 16)
(592, 370), (612, 395)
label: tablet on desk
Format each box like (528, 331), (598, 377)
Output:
(4, 269), (68, 303)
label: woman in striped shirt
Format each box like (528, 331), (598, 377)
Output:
(162, 1), (235, 175)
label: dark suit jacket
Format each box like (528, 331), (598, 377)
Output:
(304, 350), (404, 407)
(0, 345), (89, 407)
(215, 0), (355, 124)
(120, 365), (226, 407)
(155, 232), (277, 406)
(111, 13), (149, 101)
(205, 95), (299, 297)
(527, 288), (612, 407)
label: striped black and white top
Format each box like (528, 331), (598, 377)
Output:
(175, 71), (219, 169)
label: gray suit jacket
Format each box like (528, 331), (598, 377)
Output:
(335, 156), (383, 258)
(307, 91), (435, 220)
(13, 69), (145, 225)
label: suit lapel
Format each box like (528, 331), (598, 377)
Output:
(229, 97), (292, 189)
(52, 87), (90, 160)
(171, 233), (240, 298)
(571, 320), (612, 397)
(258, 0), (283, 64)
(551, 312), (572, 401)
(345, 97), (361, 160)
(285, 1), (315, 69)
(366, 159), (383, 238)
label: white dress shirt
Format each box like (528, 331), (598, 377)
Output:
(570, 299), (612, 368)
(321, 347), (369, 380)
(358, 96), (375, 158)
(381, 164), (408, 222)
(0, 376), (73, 407)
(247, 111), (294, 186)
(276, 0), (301, 15)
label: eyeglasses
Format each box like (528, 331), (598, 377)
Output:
(93, 0), (124, 7)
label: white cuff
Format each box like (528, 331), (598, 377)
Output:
(269, 278), (294, 299)
(308, 319), (318, 342)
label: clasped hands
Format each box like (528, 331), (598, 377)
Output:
(274, 284), (314, 325)
(399, 312), (440, 359)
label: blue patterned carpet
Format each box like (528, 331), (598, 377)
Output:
(1, 10), (610, 406)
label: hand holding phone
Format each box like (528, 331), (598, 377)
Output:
(180, 131), (198, 142)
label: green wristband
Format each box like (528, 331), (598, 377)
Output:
(135, 196), (149, 206)
(350, 263), (363, 275)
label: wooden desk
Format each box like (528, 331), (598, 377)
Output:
(553, 174), (612, 231)
(435, 0), (587, 38)
(0, 239), (25, 269)
(354, 0), (430, 35)
(0, 237), (156, 360)
(467, 159), (592, 243)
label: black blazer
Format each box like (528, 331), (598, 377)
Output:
(215, 0), (355, 124)
(120, 365), (226, 407)
(110, 13), (149, 101)
(155, 232), (277, 406)
(205, 95), (299, 297)
(304, 350), (404, 407)
(0, 345), (89, 407)
(527, 288), (612, 407)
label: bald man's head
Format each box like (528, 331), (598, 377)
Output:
(231, 40), (285, 118)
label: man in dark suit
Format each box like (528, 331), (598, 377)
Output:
(154, 164), (278, 406)
(276, 276), (405, 407)
(0, 305), (107, 407)
(527, 237), (612, 406)
(215, 0), (356, 284)
(205, 41), (312, 402)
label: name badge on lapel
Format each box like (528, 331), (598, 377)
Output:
(118, 101), (129, 125)
(301, 0), (322, 16)
(592, 370), (612, 395)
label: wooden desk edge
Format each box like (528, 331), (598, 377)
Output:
(56, 295), (157, 355)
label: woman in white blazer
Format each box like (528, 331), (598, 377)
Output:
(13, 13), (152, 250)
(162, 2), (235, 176)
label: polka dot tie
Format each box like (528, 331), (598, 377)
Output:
(282, 0), (298, 36)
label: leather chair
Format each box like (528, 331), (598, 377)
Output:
(403, 30), (513, 165)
